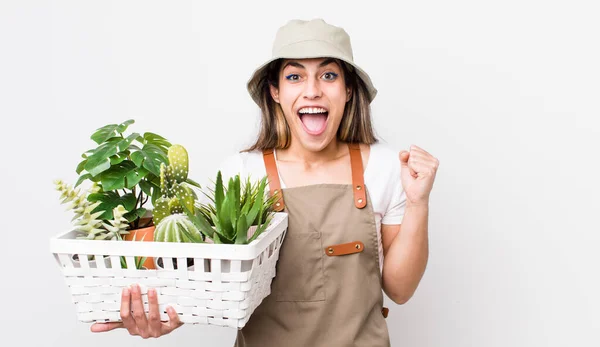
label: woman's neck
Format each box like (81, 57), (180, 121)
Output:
(277, 138), (347, 165)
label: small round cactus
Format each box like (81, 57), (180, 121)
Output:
(154, 214), (202, 243)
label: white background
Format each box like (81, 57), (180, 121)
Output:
(1, 1), (598, 346)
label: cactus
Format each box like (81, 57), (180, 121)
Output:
(152, 144), (203, 243)
(153, 214), (203, 242)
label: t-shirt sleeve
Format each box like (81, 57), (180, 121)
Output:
(381, 152), (407, 225)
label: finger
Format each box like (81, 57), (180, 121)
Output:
(147, 288), (162, 337)
(408, 159), (436, 176)
(410, 144), (432, 157)
(119, 286), (138, 334)
(408, 151), (437, 165)
(399, 151), (410, 166)
(90, 322), (124, 333)
(163, 306), (183, 335)
(130, 284), (150, 338)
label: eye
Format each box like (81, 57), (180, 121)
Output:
(322, 72), (338, 81)
(285, 74), (300, 82)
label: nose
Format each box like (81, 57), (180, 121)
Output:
(303, 76), (322, 100)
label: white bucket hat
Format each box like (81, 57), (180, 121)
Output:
(246, 18), (378, 106)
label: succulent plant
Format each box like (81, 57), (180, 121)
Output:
(180, 171), (275, 244)
(196, 175), (278, 228)
(152, 144), (203, 243)
(54, 179), (130, 240)
(98, 205), (130, 240)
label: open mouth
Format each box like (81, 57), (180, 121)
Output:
(297, 107), (329, 135)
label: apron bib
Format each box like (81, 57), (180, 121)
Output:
(235, 143), (390, 347)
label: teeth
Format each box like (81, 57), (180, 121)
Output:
(298, 107), (328, 114)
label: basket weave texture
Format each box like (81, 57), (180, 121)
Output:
(50, 213), (288, 329)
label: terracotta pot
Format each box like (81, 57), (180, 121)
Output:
(124, 224), (156, 269)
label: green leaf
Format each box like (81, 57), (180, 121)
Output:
(246, 178), (265, 226)
(177, 191), (215, 240)
(211, 211), (232, 243)
(143, 132), (172, 150)
(139, 180), (153, 197)
(236, 212), (248, 244)
(109, 151), (129, 165)
(116, 132), (140, 152)
(98, 161), (138, 191)
(186, 178), (201, 189)
(125, 167), (149, 189)
(234, 175), (241, 220)
(91, 123), (119, 144)
(87, 191), (136, 220)
(76, 159), (87, 175)
(116, 119), (135, 133)
(119, 193), (137, 211)
(130, 144), (168, 176)
(177, 221), (203, 243)
(88, 191), (121, 220)
(124, 207), (147, 223)
(84, 142), (118, 177)
(214, 171), (224, 211)
(151, 183), (162, 205)
(219, 195), (233, 240)
(74, 173), (92, 188)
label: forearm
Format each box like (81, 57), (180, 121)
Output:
(382, 203), (429, 304)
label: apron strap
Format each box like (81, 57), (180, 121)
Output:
(262, 148), (285, 211)
(263, 143), (366, 211)
(348, 143), (367, 209)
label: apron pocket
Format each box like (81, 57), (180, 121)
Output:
(274, 232), (325, 302)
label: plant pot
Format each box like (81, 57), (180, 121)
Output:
(124, 225), (156, 269)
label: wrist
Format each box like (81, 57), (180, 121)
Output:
(406, 200), (429, 209)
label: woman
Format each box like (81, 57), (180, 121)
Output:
(92, 18), (439, 346)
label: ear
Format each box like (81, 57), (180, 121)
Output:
(269, 84), (280, 104)
(346, 87), (352, 102)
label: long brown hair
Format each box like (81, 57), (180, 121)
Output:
(242, 58), (378, 152)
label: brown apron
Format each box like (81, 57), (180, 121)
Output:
(235, 142), (390, 347)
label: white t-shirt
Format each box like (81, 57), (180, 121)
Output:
(199, 141), (407, 272)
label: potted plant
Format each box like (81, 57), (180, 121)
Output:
(68, 119), (200, 268)
(181, 171), (276, 245)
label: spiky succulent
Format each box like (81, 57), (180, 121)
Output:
(180, 171), (275, 244)
(196, 174), (277, 228)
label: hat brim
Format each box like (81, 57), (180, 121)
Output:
(246, 40), (377, 106)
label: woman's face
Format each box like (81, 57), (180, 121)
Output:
(270, 58), (351, 152)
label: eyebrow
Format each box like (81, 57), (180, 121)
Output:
(283, 58), (338, 71)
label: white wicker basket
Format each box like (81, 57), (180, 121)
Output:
(50, 212), (288, 329)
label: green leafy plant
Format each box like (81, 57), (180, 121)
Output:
(152, 144), (203, 243)
(180, 171), (275, 244)
(73, 119), (200, 230)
